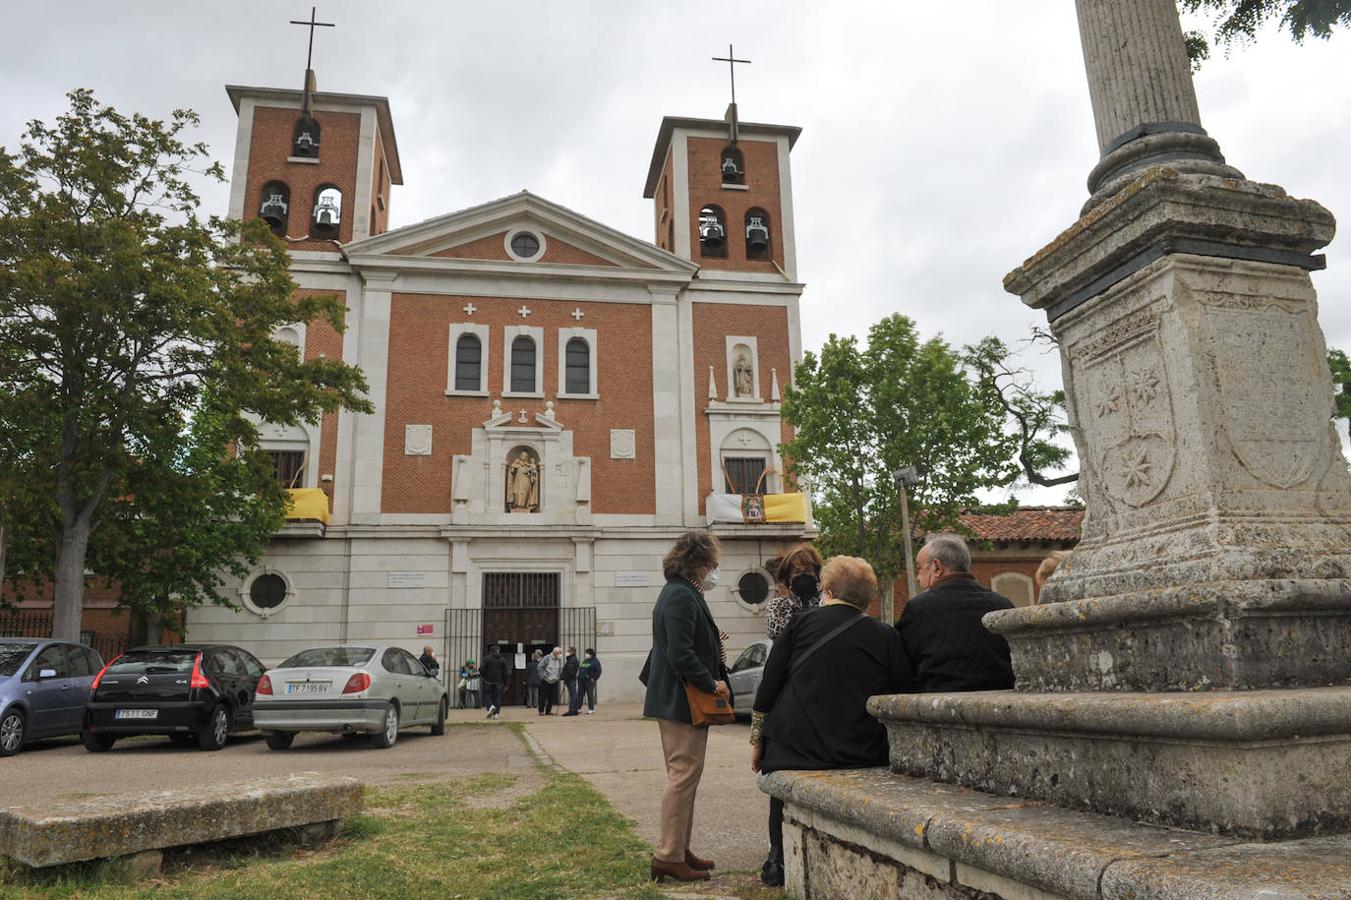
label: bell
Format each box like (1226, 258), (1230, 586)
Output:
(746, 216), (770, 254)
(313, 196), (340, 231)
(259, 192), (288, 229)
(700, 217), (726, 250)
(721, 157), (741, 180)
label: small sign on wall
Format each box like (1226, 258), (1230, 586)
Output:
(615, 572), (651, 587)
(417, 623), (434, 635)
(515, 653), (527, 669)
(388, 571), (427, 588)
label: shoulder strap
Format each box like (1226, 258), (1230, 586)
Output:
(789, 610), (868, 676)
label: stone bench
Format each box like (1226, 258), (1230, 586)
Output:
(760, 768), (1351, 899)
(0, 773), (363, 869)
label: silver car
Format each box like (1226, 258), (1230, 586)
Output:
(254, 645), (448, 750)
(728, 638), (772, 718)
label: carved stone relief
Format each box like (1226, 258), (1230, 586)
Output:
(505, 446), (541, 512)
(733, 346), (755, 398)
(609, 429), (636, 460)
(404, 424), (433, 456)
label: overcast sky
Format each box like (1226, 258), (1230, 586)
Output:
(4, 2), (1348, 505)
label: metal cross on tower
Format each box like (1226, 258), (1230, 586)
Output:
(290, 6), (335, 113)
(711, 43), (751, 143)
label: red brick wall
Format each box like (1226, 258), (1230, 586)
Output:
(371, 123), (389, 236)
(692, 303), (792, 513)
(431, 233), (511, 260)
(243, 105), (362, 249)
(382, 294), (655, 515)
(654, 151), (674, 252)
(425, 232), (616, 266)
(296, 289), (346, 511)
(686, 136), (784, 273)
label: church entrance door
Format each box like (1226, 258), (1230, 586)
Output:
(483, 572), (560, 707)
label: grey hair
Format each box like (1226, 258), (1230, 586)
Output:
(923, 534), (971, 573)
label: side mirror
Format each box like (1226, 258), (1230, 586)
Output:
(38, 668), (58, 679)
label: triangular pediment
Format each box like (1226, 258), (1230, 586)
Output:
(343, 191), (697, 274)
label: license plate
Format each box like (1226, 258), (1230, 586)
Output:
(115, 709), (158, 720)
(286, 682), (330, 694)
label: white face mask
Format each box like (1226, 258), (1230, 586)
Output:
(702, 566), (721, 589)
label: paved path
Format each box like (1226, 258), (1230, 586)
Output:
(477, 702), (770, 874)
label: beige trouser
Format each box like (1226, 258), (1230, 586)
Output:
(655, 717), (709, 863)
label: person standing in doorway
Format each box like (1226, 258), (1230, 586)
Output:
(537, 646), (564, 715)
(480, 645), (509, 719)
(578, 648), (602, 714)
(560, 647), (581, 716)
(525, 649), (543, 708)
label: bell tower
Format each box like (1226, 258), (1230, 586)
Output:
(225, 11), (401, 249)
(643, 47), (800, 279)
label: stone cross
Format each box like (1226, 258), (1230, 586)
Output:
(517, 305), (531, 318)
(571, 308), (584, 320)
(462, 302), (477, 316)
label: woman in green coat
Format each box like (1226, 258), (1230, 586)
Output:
(642, 531), (728, 883)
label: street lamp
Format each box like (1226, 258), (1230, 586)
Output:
(892, 466), (920, 624)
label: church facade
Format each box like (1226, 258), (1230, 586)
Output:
(183, 78), (813, 699)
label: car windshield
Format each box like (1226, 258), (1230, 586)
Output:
(107, 650), (199, 674)
(0, 643), (34, 677)
(280, 647), (375, 668)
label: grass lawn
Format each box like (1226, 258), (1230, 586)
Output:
(0, 724), (781, 899)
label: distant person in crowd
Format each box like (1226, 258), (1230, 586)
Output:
(750, 555), (912, 887)
(895, 534), (1015, 692)
(457, 659), (480, 709)
(537, 646), (564, 716)
(763, 544), (825, 641)
(418, 646), (439, 678)
(560, 646), (581, 716)
(1034, 550), (1068, 602)
(525, 649), (543, 708)
(642, 531), (728, 883)
(575, 648), (603, 714)
(480, 645), (509, 719)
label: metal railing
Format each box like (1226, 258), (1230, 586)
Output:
(0, 609), (131, 661)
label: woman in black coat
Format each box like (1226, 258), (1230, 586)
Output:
(642, 531), (729, 884)
(750, 555), (913, 886)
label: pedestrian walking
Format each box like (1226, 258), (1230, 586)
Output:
(525, 649), (542, 708)
(560, 647), (581, 716)
(537, 646), (564, 715)
(642, 530), (729, 883)
(480, 645), (509, 719)
(578, 648), (602, 714)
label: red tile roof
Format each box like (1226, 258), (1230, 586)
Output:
(958, 506), (1084, 543)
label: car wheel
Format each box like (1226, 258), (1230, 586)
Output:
(0, 709), (25, 757)
(80, 731), (116, 753)
(370, 702), (399, 749)
(430, 697), (447, 736)
(265, 731), (295, 751)
(198, 704), (231, 751)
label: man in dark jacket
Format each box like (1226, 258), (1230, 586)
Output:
(895, 534), (1015, 692)
(575, 648), (602, 714)
(480, 645), (510, 719)
(560, 647), (582, 716)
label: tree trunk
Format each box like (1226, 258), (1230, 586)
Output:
(51, 513), (93, 642)
(881, 577), (896, 625)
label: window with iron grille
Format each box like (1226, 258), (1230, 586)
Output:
(269, 450), (306, 488)
(455, 333), (482, 391)
(723, 456), (766, 494)
(564, 338), (590, 394)
(510, 336), (537, 393)
(483, 572), (561, 609)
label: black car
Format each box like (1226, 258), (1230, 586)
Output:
(82, 644), (265, 752)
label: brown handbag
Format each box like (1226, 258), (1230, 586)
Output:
(684, 680), (735, 728)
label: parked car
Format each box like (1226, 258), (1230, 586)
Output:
(254, 644), (449, 749)
(82, 644), (265, 752)
(0, 639), (104, 756)
(728, 638), (772, 718)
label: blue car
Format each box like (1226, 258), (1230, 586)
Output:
(0, 638), (105, 756)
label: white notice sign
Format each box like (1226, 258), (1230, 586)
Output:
(615, 572), (651, 588)
(515, 653), (527, 670)
(387, 571), (427, 589)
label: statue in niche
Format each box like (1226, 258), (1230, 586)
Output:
(506, 447), (541, 512)
(734, 349), (754, 398)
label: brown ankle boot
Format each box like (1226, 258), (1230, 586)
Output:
(685, 849), (715, 871)
(650, 856), (711, 882)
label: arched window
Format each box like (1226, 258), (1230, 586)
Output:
(699, 204), (727, 257)
(564, 338), (590, 394)
(510, 336), (537, 393)
(258, 181), (290, 236)
(292, 116), (321, 158)
(311, 185), (342, 238)
(745, 208), (771, 259)
(455, 334), (482, 392)
(720, 145), (745, 184)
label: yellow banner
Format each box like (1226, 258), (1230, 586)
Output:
(763, 492), (808, 523)
(285, 488), (330, 525)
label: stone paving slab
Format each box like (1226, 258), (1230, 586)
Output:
(0, 773), (362, 867)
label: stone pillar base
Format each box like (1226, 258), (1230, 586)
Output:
(869, 688), (1351, 839)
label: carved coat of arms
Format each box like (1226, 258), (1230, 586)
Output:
(1075, 331), (1177, 508)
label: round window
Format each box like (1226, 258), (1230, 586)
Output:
(510, 232), (541, 258)
(737, 571), (770, 605)
(249, 573), (287, 610)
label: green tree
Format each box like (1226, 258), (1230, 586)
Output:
(0, 90), (371, 640)
(1181, 0), (1349, 63)
(781, 315), (1021, 613)
(1329, 349), (1351, 442)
